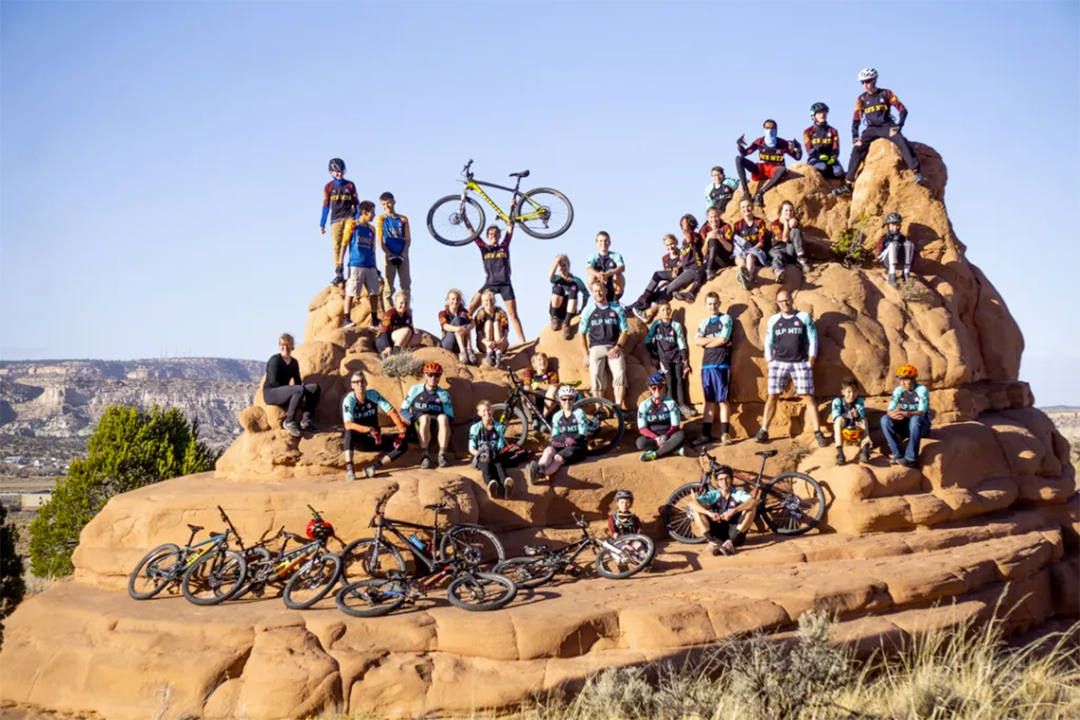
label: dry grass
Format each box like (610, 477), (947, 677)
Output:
(784, 441), (813, 468)
(379, 351), (425, 379)
(899, 277), (935, 304)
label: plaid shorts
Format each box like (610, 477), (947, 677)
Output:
(767, 360), (814, 396)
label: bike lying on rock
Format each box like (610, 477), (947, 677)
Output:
(493, 513), (655, 588)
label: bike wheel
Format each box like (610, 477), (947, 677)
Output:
(336, 578), (408, 618)
(438, 525), (505, 569)
(492, 556), (557, 589)
(446, 572), (517, 611)
(181, 550), (247, 606)
(232, 546), (273, 600)
(339, 538), (407, 583)
(491, 403), (530, 447)
(515, 188), (574, 239)
(427, 195), (486, 246)
(761, 472), (827, 535)
(573, 397), (625, 456)
(663, 482), (708, 544)
(128, 543), (181, 600)
(595, 534), (655, 579)
(283, 552), (343, 610)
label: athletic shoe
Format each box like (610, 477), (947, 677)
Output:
(708, 542), (722, 556)
(484, 351), (496, 367)
(888, 455), (902, 466)
(690, 435), (712, 448)
(300, 414), (314, 432)
(466, 349), (478, 365)
(342, 320), (356, 329)
(494, 350), (504, 367)
(903, 267), (912, 283)
(364, 465), (377, 479)
(550, 316), (562, 331)
(752, 193), (765, 207)
(737, 267), (750, 290)
(368, 322), (380, 332)
(914, 173), (926, 186)
(283, 421), (302, 438)
(721, 540), (736, 556)
(639, 450), (658, 462)
(799, 259), (811, 274)
(859, 445), (872, 464)
(674, 291), (695, 303)
(678, 405), (695, 419)
(831, 183), (852, 197)
(632, 306), (648, 323)
(503, 476), (515, 498)
(331, 275), (344, 286)
(675, 447), (686, 457)
(562, 323), (575, 340)
(888, 271), (897, 287)
(776, 266), (787, 284)
(754, 428), (769, 444)
(420, 454), (432, 470)
(901, 457), (919, 469)
(345, 467), (357, 482)
(438, 454), (449, 468)
(487, 479), (500, 498)
(721, 433), (733, 446)
(458, 351), (469, 365)
(814, 430), (829, 448)
(835, 447), (846, 466)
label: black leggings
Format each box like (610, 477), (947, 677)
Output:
(477, 449), (517, 488)
(659, 357), (689, 407)
(704, 238), (733, 276)
(661, 267), (704, 298)
(846, 126), (920, 180)
(263, 383), (320, 423)
(735, 156), (788, 196)
(704, 512), (746, 547)
(635, 429), (685, 457)
(344, 430), (407, 462)
(634, 270), (674, 308)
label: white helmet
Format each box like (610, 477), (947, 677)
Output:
(557, 385), (577, 400)
(858, 67), (878, 82)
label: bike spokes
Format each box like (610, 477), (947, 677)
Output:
(515, 188), (573, 239)
(763, 474), (823, 534)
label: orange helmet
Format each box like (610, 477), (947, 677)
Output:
(895, 364), (918, 379)
(423, 361), (443, 376)
(841, 427), (864, 444)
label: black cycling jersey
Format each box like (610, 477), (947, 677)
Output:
(476, 233), (513, 285)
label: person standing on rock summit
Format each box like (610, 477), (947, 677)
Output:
(321, 158), (359, 287)
(755, 291), (829, 448)
(262, 333), (321, 437)
(735, 119), (802, 207)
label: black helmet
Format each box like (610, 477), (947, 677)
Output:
(328, 158), (346, 173)
(811, 102), (829, 115)
(884, 212), (903, 225)
(614, 489), (634, 502)
(714, 465), (734, 479)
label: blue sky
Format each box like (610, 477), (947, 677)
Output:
(1, 2), (1077, 405)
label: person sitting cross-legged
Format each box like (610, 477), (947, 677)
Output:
(830, 376), (873, 466)
(636, 374), (686, 462)
(881, 365), (931, 469)
(401, 361), (454, 469)
(686, 463), (757, 556)
(526, 385), (589, 484)
(342, 370), (409, 481)
(469, 400), (516, 498)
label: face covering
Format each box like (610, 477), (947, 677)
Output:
(764, 127), (778, 147)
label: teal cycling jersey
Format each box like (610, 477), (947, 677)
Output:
(829, 396), (866, 424)
(586, 250), (625, 274)
(401, 383), (454, 418)
(637, 397), (681, 434)
(579, 302), (628, 347)
(469, 421), (507, 453)
(697, 314), (733, 368)
(552, 407), (589, 440)
(697, 486), (752, 512)
(646, 320), (688, 364)
(888, 384), (929, 414)
(342, 389), (394, 428)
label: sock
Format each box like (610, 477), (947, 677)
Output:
(551, 303), (567, 320)
(346, 462), (354, 471)
(720, 422), (730, 436)
(702, 422), (713, 439)
(372, 461), (382, 470)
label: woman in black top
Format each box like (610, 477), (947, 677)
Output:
(262, 333), (321, 437)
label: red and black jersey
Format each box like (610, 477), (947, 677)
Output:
(769, 219), (799, 246)
(608, 512), (643, 537)
(853, 88), (908, 137)
(379, 308), (413, 336)
(733, 218), (774, 251)
(661, 252), (681, 272)
(322, 180), (359, 224)
(876, 232), (909, 256)
(744, 137), (801, 166)
(438, 307), (470, 329)
(475, 227), (514, 286)
(803, 124), (840, 160)
(679, 239), (703, 270)
(523, 368), (560, 387)
(699, 223), (733, 248)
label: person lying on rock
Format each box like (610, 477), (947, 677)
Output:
(636, 374), (686, 462)
(586, 231), (626, 303)
(342, 370), (409, 481)
(262, 333), (321, 438)
(438, 289), (477, 366)
(704, 165), (740, 214)
(608, 489), (643, 536)
(626, 234), (682, 322)
(877, 213), (916, 287)
(735, 119), (802, 207)
(731, 196), (774, 291)
(832, 67), (925, 197)
(645, 301), (693, 419)
(526, 385), (588, 484)
(522, 352), (559, 415)
(473, 289), (510, 368)
(660, 219), (706, 304)
(579, 278), (630, 416)
(691, 292), (733, 448)
(548, 254), (587, 340)
(465, 220), (526, 346)
(803, 102), (845, 181)
(881, 365), (930, 469)
(401, 361), (454, 469)
(686, 464), (757, 556)
(340, 200), (381, 331)
(469, 400), (515, 499)
(769, 200), (811, 282)
(700, 206), (735, 282)
(375, 291), (414, 357)
(830, 377), (872, 466)
(756, 291), (830, 448)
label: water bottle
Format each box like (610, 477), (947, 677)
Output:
(408, 535), (426, 553)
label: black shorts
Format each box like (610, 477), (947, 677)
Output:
(343, 429), (408, 460)
(554, 444), (587, 465)
(480, 282), (515, 302)
(551, 278), (582, 302)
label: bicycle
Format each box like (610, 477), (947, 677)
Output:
(493, 513), (655, 588)
(127, 506), (248, 605)
(492, 368), (624, 455)
(662, 449), (826, 543)
(426, 159), (573, 246)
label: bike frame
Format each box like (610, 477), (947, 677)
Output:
(530, 520), (629, 570)
(460, 177), (550, 227)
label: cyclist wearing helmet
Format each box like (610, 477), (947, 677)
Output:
(262, 333), (321, 437)
(401, 361), (454, 469)
(881, 365), (930, 469)
(637, 374), (686, 461)
(608, 489), (643, 537)
(342, 370), (409, 481)
(692, 292), (734, 447)
(704, 166), (740, 214)
(686, 464), (757, 556)
(735, 119), (803, 207)
(645, 301), (693, 418)
(375, 292), (415, 357)
(469, 399), (516, 498)
(376, 192), (413, 309)
(829, 377), (872, 466)
(769, 200), (811, 281)
(833, 68), (924, 196)
(321, 158), (360, 286)
(526, 385), (589, 484)
(803, 103), (845, 180)
(876, 213), (915, 287)
(579, 277), (631, 415)
(339, 200), (382, 331)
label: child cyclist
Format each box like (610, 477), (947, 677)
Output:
(830, 377), (873, 465)
(469, 399), (516, 498)
(645, 300), (693, 418)
(321, 158), (359, 286)
(608, 489), (643, 536)
(526, 385), (589, 484)
(339, 200), (381, 330)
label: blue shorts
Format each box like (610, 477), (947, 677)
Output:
(701, 367), (730, 403)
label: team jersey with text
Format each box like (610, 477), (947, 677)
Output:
(401, 384), (454, 418)
(342, 389), (395, 429)
(578, 302), (629, 347)
(765, 312), (818, 363)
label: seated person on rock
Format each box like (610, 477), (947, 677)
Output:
(645, 300), (693, 419)
(686, 463), (757, 556)
(661, 221), (706, 304)
(769, 200), (811, 282)
(804, 102), (845, 180)
(586, 231), (626, 303)
(608, 489), (643, 536)
(469, 399), (516, 499)
(881, 365), (930, 469)
(263, 333), (320, 437)
(692, 292), (734, 448)
(522, 352), (560, 414)
(705, 165), (740, 214)
(474, 289), (510, 368)
(626, 234), (682, 322)
(342, 370), (409, 481)
(439, 289), (477, 365)
(636, 374), (686, 462)
(731, 196), (774, 290)
(877, 213), (916, 287)
(340, 200), (382, 331)
(466, 220), (526, 345)
(401, 361), (454, 470)
(700, 206), (734, 282)
(376, 291), (414, 357)
(549, 254), (588, 339)
(579, 278), (630, 415)
(830, 376), (872, 466)
(526, 385), (589, 484)
(735, 119), (802, 207)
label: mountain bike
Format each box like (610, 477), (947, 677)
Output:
(427, 159), (573, 246)
(338, 482), (505, 585)
(493, 513), (655, 588)
(492, 368), (624, 455)
(127, 506), (247, 605)
(662, 450), (826, 543)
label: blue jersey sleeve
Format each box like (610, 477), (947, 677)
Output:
(573, 275), (588, 295)
(764, 314), (781, 362)
(611, 251), (626, 269)
(586, 253), (601, 270)
(438, 388), (454, 419)
(696, 318), (711, 338)
(320, 206), (330, 229)
(614, 305), (629, 334)
(342, 393), (358, 423)
(401, 384), (424, 413)
(667, 399), (681, 428)
(646, 320), (660, 345)
(673, 321), (689, 352)
(723, 177), (740, 191)
(888, 386), (903, 411)
(468, 422), (482, 452)
(636, 398), (651, 429)
(494, 422), (507, 450)
(829, 397), (843, 421)
(365, 389), (393, 414)
(855, 397), (866, 419)
(798, 312), (818, 358)
(574, 408), (590, 437)
(578, 304), (594, 335)
(915, 385), (930, 414)
(719, 314), (733, 341)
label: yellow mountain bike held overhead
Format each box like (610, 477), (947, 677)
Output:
(426, 159), (574, 246)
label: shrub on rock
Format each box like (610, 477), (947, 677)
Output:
(0, 503), (25, 645)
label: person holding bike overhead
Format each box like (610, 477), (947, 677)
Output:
(342, 370), (409, 481)
(586, 231), (626, 303)
(636, 374), (686, 462)
(463, 218), (526, 345)
(686, 464), (757, 556)
(401, 361), (454, 469)
(469, 399), (515, 498)
(526, 385), (589, 484)
(579, 278), (630, 416)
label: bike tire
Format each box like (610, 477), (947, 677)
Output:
(336, 578), (408, 618)
(573, 397), (625, 456)
(427, 195), (486, 247)
(663, 482), (708, 544)
(181, 549), (247, 606)
(492, 556), (558, 589)
(446, 572), (517, 611)
(232, 546), (273, 600)
(128, 543), (181, 600)
(515, 188), (574, 239)
(339, 538), (407, 583)
(283, 552), (343, 610)
(438, 525), (506, 569)
(761, 471), (826, 536)
(491, 403), (530, 447)
(595, 534), (655, 579)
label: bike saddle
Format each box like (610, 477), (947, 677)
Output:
(187, 524), (204, 533)
(523, 544), (549, 556)
(509, 170), (530, 178)
(755, 450), (779, 458)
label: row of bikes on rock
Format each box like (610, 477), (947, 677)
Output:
(127, 450), (825, 617)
